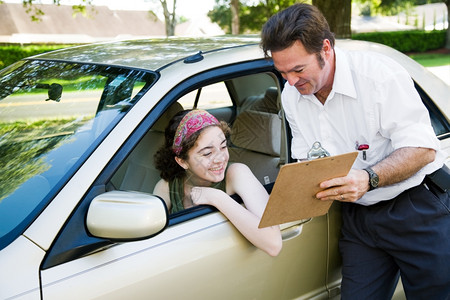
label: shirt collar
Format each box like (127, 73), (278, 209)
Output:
(332, 47), (357, 99)
(296, 46), (357, 105)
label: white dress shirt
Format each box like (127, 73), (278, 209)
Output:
(281, 47), (446, 205)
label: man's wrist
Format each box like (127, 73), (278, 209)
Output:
(364, 167), (379, 191)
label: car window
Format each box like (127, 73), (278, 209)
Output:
(0, 60), (157, 250)
(178, 82), (233, 110)
(109, 72), (283, 221)
(42, 60), (285, 269)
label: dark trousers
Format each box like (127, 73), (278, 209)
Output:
(340, 183), (450, 300)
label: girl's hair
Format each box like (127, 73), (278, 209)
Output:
(154, 109), (230, 181)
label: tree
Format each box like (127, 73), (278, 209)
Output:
(209, 0), (352, 37)
(445, 0), (450, 49)
(231, 0), (240, 35)
(159, 0), (177, 36)
(208, 1), (232, 33)
(359, 0), (449, 49)
(209, 0), (298, 34)
(312, 0), (352, 38)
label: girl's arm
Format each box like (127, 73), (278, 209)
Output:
(191, 163), (282, 256)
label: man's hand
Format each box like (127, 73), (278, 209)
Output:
(316, 169), (369, 202)
(315, 147), (436, 203)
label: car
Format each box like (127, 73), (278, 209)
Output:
(0, 37), (449, 300)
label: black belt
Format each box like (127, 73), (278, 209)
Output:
(425, 164), (450, 193)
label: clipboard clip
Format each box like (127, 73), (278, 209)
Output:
(307, 141), (330, 160)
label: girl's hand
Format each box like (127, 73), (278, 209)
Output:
(190, 187), (204, 205)
(190, 186), (225, 206)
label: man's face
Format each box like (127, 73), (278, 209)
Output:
(271, 40), (332, 97)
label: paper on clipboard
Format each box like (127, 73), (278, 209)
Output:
(259, 152), (358, 228)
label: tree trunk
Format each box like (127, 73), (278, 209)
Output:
(230, 0), (240, 35)
(445, 0), (450, 49)
(312, 0), (352, 39)
(160, 0), (177, 37)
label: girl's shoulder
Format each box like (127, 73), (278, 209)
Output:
(226, 163), (255, 192)
(153, 179), (171, 209)
(154, 178), (169, 192)
(227, 162), (252, 176)
(225, 162), (268, 202)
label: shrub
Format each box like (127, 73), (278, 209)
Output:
(0, 44), (73, 69)
(351, 30), (445, 53)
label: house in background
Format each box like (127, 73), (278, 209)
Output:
(0, 3), (223, 44)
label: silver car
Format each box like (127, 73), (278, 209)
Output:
(0, 38), (448, 299)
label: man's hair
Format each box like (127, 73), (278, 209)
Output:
(260, 3), (335, 57)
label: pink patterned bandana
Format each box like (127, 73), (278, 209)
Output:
(172, 110), (220, 156)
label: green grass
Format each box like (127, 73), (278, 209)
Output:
(408, 53), (450, 67)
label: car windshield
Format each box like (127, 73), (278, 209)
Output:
(0, 59), (157, 249)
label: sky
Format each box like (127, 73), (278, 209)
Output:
(4, 0), (216, 19)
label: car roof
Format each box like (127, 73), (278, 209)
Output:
(28, 36), (261, 71)
(26, 37), (449, 117)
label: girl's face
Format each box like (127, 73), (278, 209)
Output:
(176, 126), (229, 186)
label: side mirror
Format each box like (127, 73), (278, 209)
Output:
(86, 191), (168, 241)
(35, 83), (63, 102)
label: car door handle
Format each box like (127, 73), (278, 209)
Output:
(280, 219), (311, 241)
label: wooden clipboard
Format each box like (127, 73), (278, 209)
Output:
(259, 152), (358, 228)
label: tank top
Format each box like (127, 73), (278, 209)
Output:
(168, 174), (227, 214)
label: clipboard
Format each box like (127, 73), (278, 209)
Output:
(259, 152), (358, 228)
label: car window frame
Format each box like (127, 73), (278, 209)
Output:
(414, 81), (450, 140)
(41, 58), (282, 269)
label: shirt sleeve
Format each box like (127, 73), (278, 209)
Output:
(376, 64), (440, 151)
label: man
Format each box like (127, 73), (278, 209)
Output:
(261, 3), (450, 299)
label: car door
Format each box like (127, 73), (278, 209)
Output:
(40, 61), (334, 299)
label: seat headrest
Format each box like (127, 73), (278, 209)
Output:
(152, 102), (184, 132)
(240, 87), (279, 114)
(264, 87), (279, 107)
(231, 110), (281, 157)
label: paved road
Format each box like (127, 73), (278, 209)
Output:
(0, 91), (100, 122)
